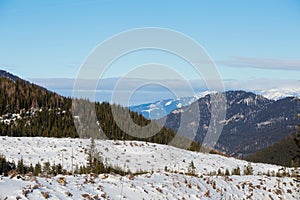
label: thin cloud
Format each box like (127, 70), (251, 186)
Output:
(31, 77), (300, 105)
(220, 57), (300, 71)
(222, 79), (300, 91)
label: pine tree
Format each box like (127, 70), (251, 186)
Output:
(17, 157), (25, 175)
(56, 163), (63, 175)
(43, 161), (51, 175)
(243, 163), (253, 175)
(86, 137), (108, 174)
(0, 155), (8, 176)
(34, 162), (42, 176)
(232, 166), (241, 175)
(217, 168), (223, 176)
(225, 168), (230, 176)
(188, 161), (196, 175)
(87, 138), (95, 173)
(28, 163), (34, 173)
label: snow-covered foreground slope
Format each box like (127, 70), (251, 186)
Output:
(0, 172), (299, 200)
(0, 136), (299, 199)
(0, 136), (289, 175)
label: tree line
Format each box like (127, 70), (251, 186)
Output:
(0, 77), (204, 152)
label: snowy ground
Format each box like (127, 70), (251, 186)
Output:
(0, 172), (299, 199)
(0, 136), (299, 199)
(0, 136), (292, 175)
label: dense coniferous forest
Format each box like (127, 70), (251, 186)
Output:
(246, 130), (300, 167)
(246, 117), (300, 167)
(0, 77), (77, 137)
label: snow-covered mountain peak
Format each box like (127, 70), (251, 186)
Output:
(129, 91), (216, 119)
(257, 88), (300, 100)
(130, 89), (300, 119)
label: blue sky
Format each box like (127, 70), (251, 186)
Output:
(0, 0), (299, 103)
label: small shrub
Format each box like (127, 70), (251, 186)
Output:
(232, 166), (241, 175)
(204, 190), (210, 197)
(41, 191), (50, 199)
(188, 161), (196, 175)
(225, 168), (230, 176)
(243, 163), (253, 175)
(164, 166), (168, 172)
(217, 168), (224, 176)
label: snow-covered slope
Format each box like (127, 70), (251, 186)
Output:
(256, 88), (300, 100)
(0, 136), (286, 174)
(0, 172), (299, 200)
(0, 136), (299, 199)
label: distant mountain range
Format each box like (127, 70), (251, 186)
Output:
(159, 91), (299, 157)
(130, 89), (300, 119)
(256, 88), (300, 100)
(129, 91), (215, 119)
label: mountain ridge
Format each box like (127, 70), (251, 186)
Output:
(0, 69), (21, 82)
(131, 89), (300, 119)
(159, 90), (300, 157)
(129, 91), (215, 119)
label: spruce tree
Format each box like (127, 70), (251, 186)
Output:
(87, 138), (95, 173)
(28, 163), (34, 173)
(34, 162), (42, 176)
(0, 155), (8, 176)
(225, 168), (230, 176)
(56, 163), (63, 175)
(17, 157), (25, 175)
(243, 163), (253, 175)
(188, 161), (196, 175)
(43, 161), (51, 175)
(232, 166), (241, 175)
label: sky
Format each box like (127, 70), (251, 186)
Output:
(0, 0), (299, 104)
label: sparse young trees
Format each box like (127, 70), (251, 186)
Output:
(188, 161), (196, 175)
(87, 137), (106, 174)
(0, 155), (9, 176)
(34, 162), (42, 176)
(17, 157), (25, 175)
(232, 166), (241, 175)
(43, 161), (51, 175)
(243, 163), (253, 175)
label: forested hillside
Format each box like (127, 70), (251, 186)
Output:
(0, 72), (201, 151)
(246, 125), (300, 167)
(0, 77), (76, 137)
